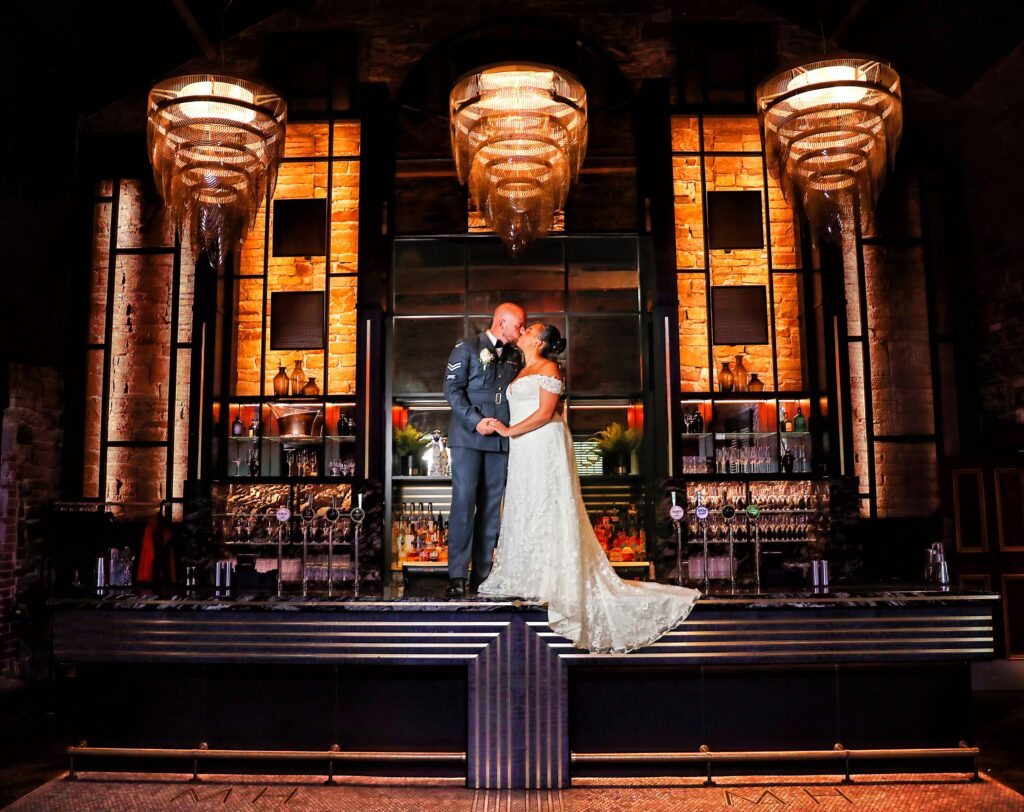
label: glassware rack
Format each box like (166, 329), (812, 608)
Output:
(664, 478), (829, 588)
(216, 397), (358, 481)
(208, 481), (380, 594)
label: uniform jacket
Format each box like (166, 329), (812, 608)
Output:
(443, 333), (523, 451)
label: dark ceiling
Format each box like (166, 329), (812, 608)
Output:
(3, 0), (1021, 131)
(755, 0), (1024, 98)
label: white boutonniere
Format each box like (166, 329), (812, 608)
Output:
(479, 347), (495, 367)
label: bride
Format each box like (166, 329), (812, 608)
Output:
(477, 322), (700, 653)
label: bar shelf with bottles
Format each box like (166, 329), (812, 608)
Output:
(215, 397), (358, 481)
(679, 396), (815, 476)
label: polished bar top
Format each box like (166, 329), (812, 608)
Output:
(50, 584), (999, 612)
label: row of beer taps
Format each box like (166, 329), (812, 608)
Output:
(264, 493), (367, 598)
(669, 490), (774, 593)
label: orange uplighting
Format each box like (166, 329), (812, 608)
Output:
(627, 403), (644, 434)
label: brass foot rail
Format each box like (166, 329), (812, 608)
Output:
(66, 743), (466, 783)
(571, 743), (981, 785)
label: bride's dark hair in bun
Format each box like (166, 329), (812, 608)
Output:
(538, 324), (567, 360)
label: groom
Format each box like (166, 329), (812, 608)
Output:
(442, 302), (526, 597)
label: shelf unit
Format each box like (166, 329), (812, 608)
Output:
(215, 397), (358, 481)
(678, 394), (818, 477)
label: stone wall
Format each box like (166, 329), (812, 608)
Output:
(961, 41), (1024, 445)
(0, 365), (63, 676)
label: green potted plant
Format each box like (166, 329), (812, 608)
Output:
(394, 425), (432, 476)
(591, 422), (642, 477)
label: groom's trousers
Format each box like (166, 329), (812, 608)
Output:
(447, 446), (508, 586)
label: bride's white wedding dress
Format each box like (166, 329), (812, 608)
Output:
(478, 374), (700, 653)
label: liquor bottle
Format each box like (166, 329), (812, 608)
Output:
(779, 404), (789, 432)
(733, 355), (749, 392)
(719, 362), (734, 392)
(393, 504), (405, 562)
(404, 510), (418, 562)
(692, 408), (704, 434)
(273, 362), (290, 397)
(289, 360), (306, 396)
(231, 408), (245, 436)
(793, 406), (807, 432)
(248, 414), (259, 437)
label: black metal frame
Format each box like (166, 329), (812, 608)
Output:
(213, 116), (363, 483)
(669, 111), (819, 478)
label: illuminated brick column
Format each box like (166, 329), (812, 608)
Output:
(82, 179), (195, 516)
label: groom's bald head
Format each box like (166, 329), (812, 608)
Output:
(491, 302), (527, 344)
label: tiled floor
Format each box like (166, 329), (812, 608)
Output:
(5, 772), (1024, 811)
(2, 683), (1023, 809)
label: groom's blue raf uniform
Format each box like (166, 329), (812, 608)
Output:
(443, 333), (522, 587)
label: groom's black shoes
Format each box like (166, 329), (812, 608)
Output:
(445, 578), (467, 598)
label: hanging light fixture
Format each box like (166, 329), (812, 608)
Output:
(147, 74), (287, 269)
(757, 58), (902, 246)
(450, 63), (587, 257)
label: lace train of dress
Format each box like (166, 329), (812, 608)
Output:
(478, 374), (700, 653)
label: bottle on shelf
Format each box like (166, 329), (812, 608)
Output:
(248, 413), (259, 437)
(231, 408), (245, 437)
(290, 360), (306, 396)
(781, 441), (794, 474)
(793, 406), (807, 432)
(733, 354), (749, 392)
(747, 373), (765, 392)
(273, 362), (290, 397)
(779, 403), (794, 433)
(718, 362), (734, 393)
(301, 376), (320, 397)
(692, 406), (704, 434)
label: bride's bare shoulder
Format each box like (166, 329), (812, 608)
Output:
(538, 360), (562, 379)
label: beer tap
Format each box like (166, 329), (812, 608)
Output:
(350, 492), (367, 598)
(746, 503), (763, 592)
(721, 490), (737, 591)
(668, 491), (686, 587)
(274, 503), (292, 597)
(325, 496), (341, 597)
(300, 495), (316, 597)
(695, 491), (710, 593)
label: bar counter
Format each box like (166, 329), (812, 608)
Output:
(51, 586), (998, 787)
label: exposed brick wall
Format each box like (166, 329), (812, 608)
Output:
(236, 122), (360, 397)
(672, 115), (803, 393)
(961, 41), (1024, 444)
(0, 365), (63, 676)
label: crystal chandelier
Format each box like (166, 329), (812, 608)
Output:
(147, 74), (287, 269)
(757, 58), (902, 246)
(450, 64), (588, 257)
